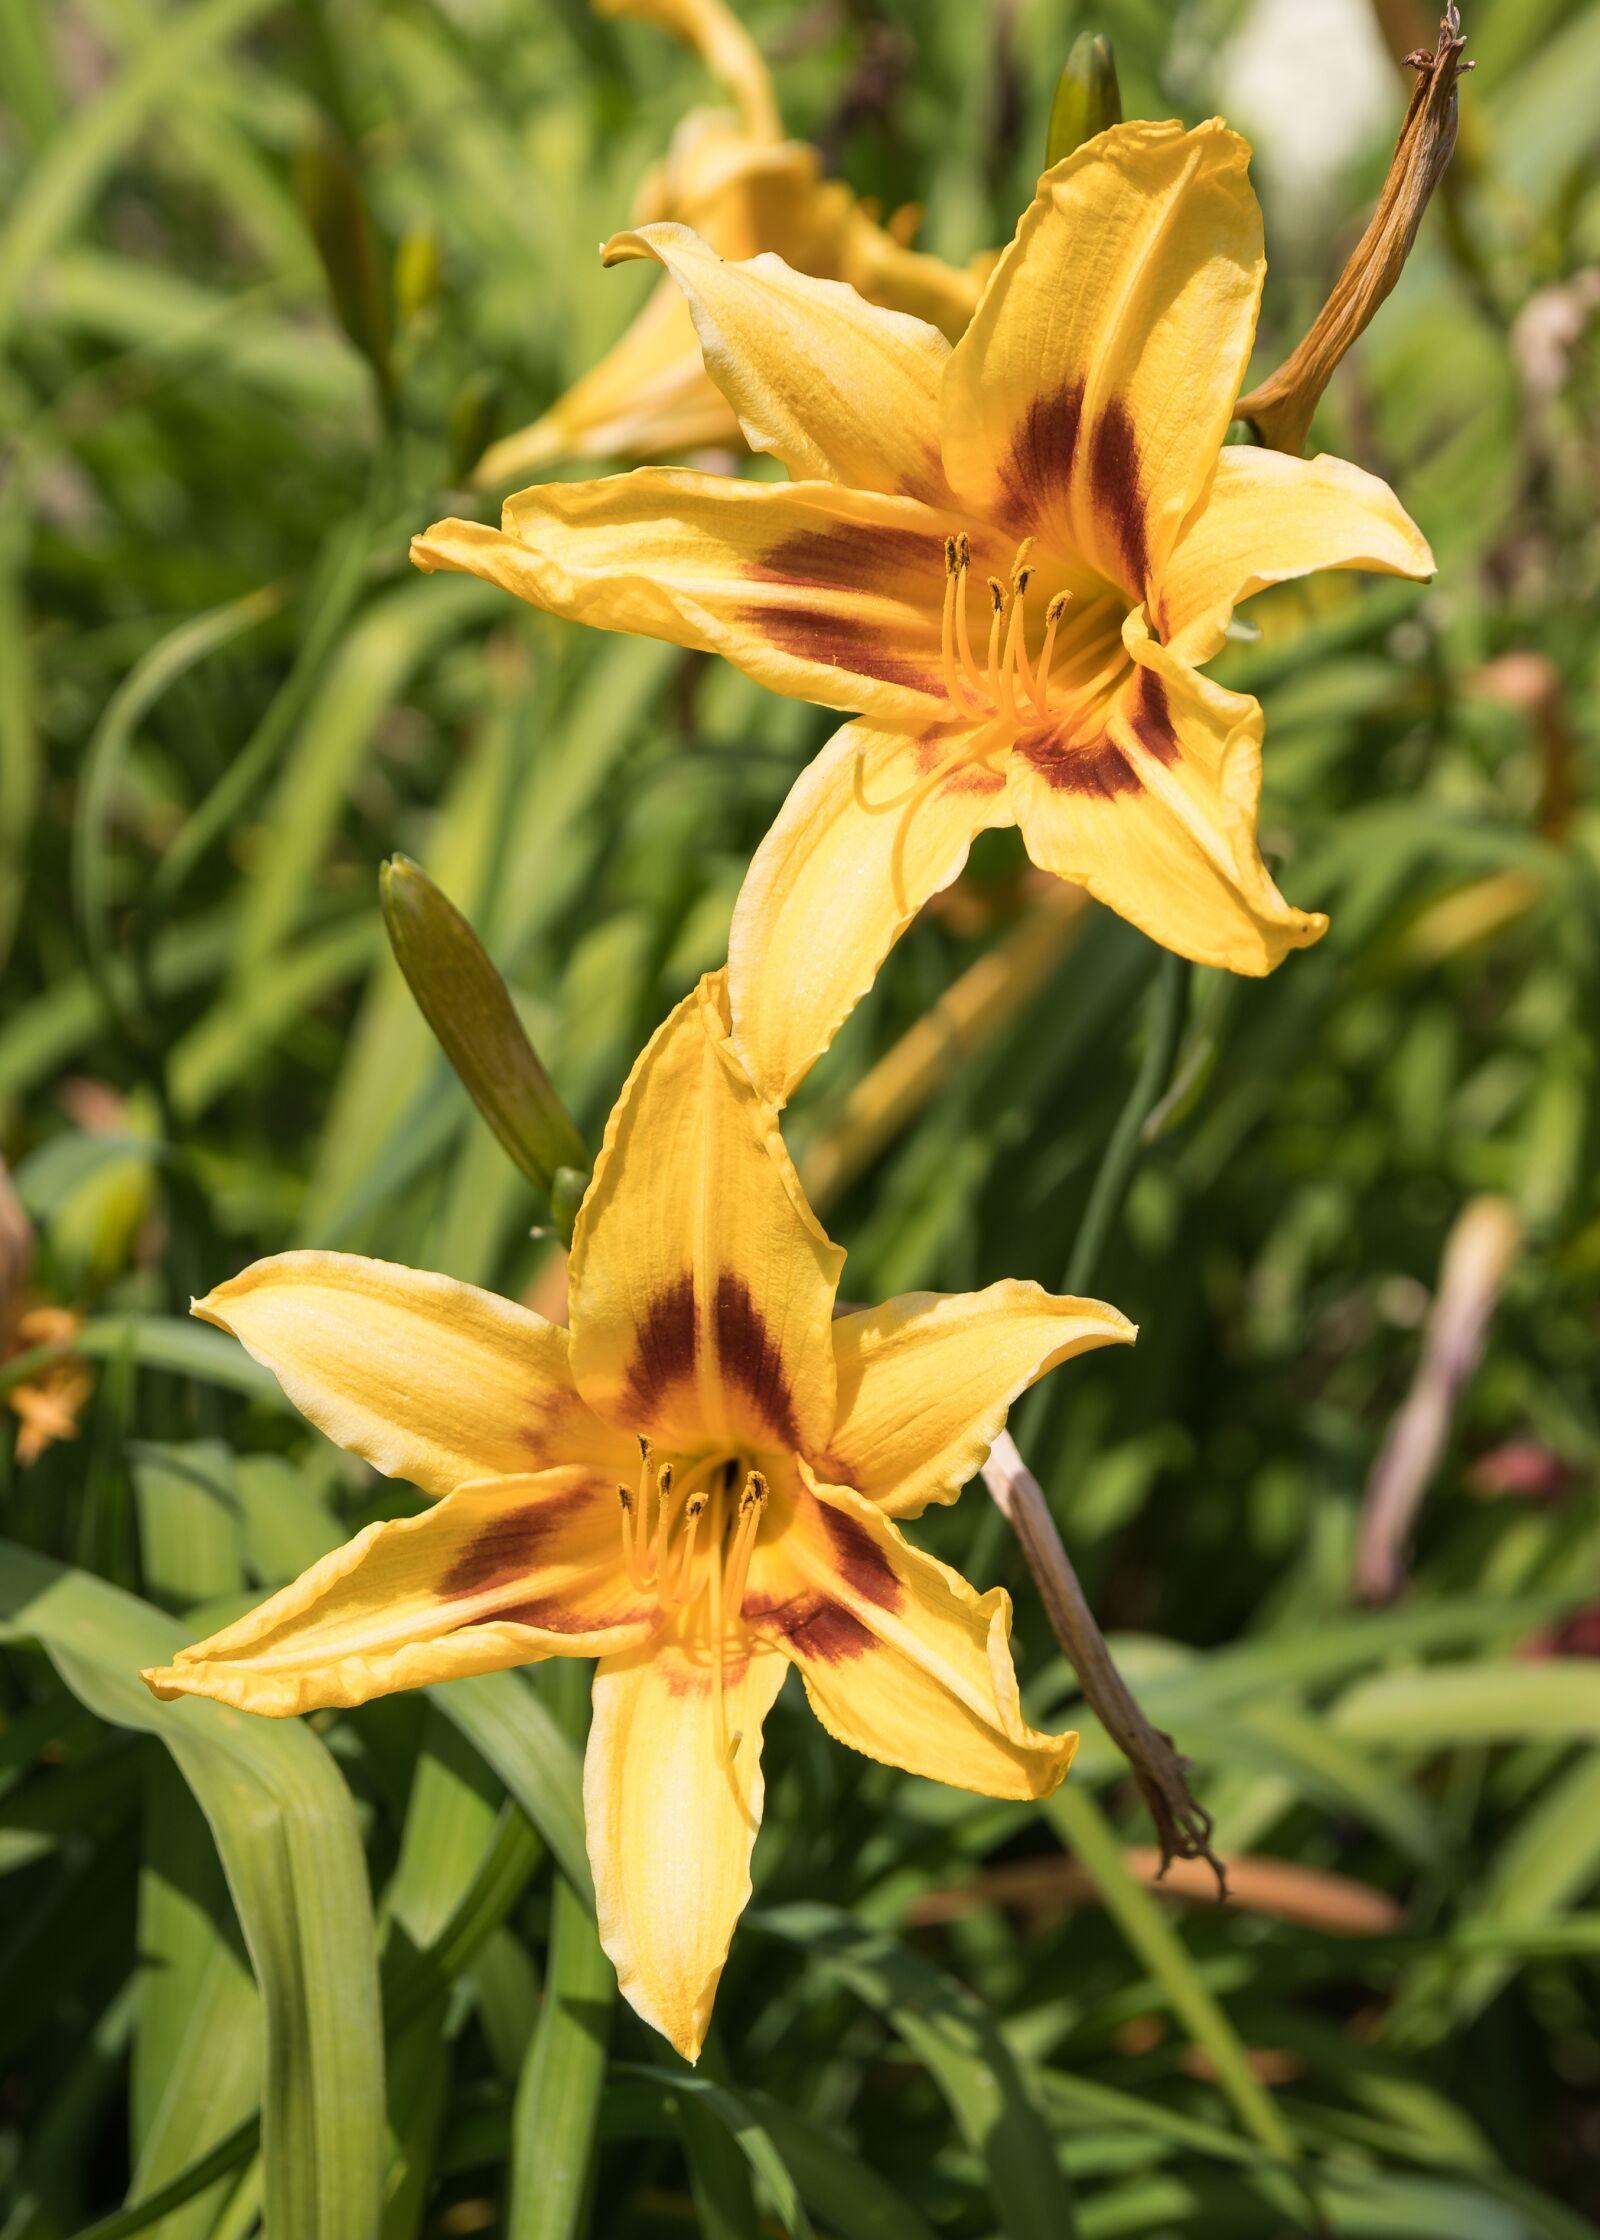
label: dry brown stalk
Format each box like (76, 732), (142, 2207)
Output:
(1236, 4), (1473, 454)
(981, 1430), (1226, 1893)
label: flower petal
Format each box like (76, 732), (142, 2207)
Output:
(727, 716), (1012, 1107)
(192, 1251), (633, 1496)
(604, 223), (953, 504)
(412, 475), (961, 726)
(827, 1280), (1135, 1518)
(1157, 446), (1435, 663)
(473, 279), (738, 487)
(746, 1472), (1076, 1799)
(141, 1470), (653, 1716)
(942, 121), (1264, 603)
(586, 1627), (787, 2060)
(568, 971), (843, 1455)
(1007, 625), (1326, 975)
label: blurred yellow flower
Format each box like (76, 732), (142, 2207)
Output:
(143, 971), (1131, 2059)
(472, 0), (985, 488)
(416, 121), (1435, 1104)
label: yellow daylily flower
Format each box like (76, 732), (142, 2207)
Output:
(473, 0), (984, 486)
(143, 972), (1132, 2060)
(415, 121), (1436, 1104)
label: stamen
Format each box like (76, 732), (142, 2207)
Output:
(940, 551), (987, 719)
(661, 1490), (706, 1609)
(721, 1471), (767, 1626)
(952, 534), (986, 700)
(1027, 589), (1072, 721)
(984, 577), (1007, 703)
(649, 1460), (674, 1580)
(709, 1479), (729, 1763)
(617, 1484), (651, 1591)
(1010, 536), (1036, 597)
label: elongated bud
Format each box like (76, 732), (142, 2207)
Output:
(294, 122), (395, 411)
(380, 857), (589, 1213)
(1046, 32), (1121, 167)
(1236, 6), (1472, 454)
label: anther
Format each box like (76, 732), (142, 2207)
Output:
(944, 533), (958, 575)
(987, 575), (1006, 614)
(956, 531), (970, 571)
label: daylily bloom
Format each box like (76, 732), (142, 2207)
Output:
(143, 972), (1132, 2058)
(4, 1304), (91, 1466)
(415, 121), (1435, 1106)
(473, 0), (984, 486)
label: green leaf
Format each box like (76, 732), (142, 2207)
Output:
(752, 1902), (1076, 2240)
(0, 1540), (385, 2240)
(506, 1870), (613, 2240)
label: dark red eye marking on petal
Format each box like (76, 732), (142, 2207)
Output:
(1014, 726), (1142, 800)
(440, 1491), (591, 1599)
(754, 524), (943, 596)
(663, 1650), (751, 1697)
(740, 604), (938, 695)
(1088, 398), (1149, 600)
(742, 1587), (876, 1664)
(818, 1501), (902, 1610)
(714, 1272), (800, 1447)
(999, 378), (1085, 524)
(1126, 669), (1181, 767)
(624, 1272), (698, 1420)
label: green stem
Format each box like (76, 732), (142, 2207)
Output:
(1065, 945), (1189, 1297)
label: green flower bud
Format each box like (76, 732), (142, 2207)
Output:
(1046, 32), (1122, 168)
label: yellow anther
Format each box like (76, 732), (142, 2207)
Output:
(987, 575), (1006, 613)
(1046, 590), (1070, 625)
(1010, 536), (1036, 595)
(956, 531), (971, 571)
(944, 533), (959, 575)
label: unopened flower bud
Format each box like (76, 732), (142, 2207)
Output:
(379, 856), (589, 1210)
(1046, 32), (1122, 168)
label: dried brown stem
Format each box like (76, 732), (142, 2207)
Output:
(981, 1430), (1226, 1895)
(1237, 4), (1473, 454)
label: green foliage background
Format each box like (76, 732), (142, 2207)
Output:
(2, 0), (1599, 2233)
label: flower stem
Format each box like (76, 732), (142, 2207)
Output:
(1066, 944), (1189, 1297)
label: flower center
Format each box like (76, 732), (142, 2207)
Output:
(617, 1439), (769, 1762)
(938, 532), (1124, 740)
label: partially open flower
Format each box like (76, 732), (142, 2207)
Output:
(1, 1164), (90, 1467)
(143, 971), (1133, 2060)
(472, 0), (986, 487)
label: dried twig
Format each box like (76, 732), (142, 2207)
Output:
(1237, 4), (1473, 453)
(982, 1429), (1227, 1895)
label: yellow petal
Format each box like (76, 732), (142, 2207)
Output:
(568, 971), (843, 1455)
(1008, 623), (1326, 975)
(192, 1251), (633, 1496)
(727, 716), (1012, 1108)
(943, 121), (1264, 603)
(586, 1626), (787, 2060)
(1157, 446), (1435, 664)
(827, 1280), (1135, 1518)
(604, 223), (953, 504)
(595, 0), (781, 145)
(141, 1470), (654, 1716)
(833, 204), (985, 346)
(473, 279), (739, 488)
(747, 1472), (1076, 1800)
(411, 474), (960, 727)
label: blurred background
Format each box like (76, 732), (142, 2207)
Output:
(2, 0), (1599, 2233)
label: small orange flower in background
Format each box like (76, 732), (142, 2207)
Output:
(416, 120), (1434, 1107)
(1, 1162), (90, 1468)
(143, 972), (1132, 2059)
(474, 0), (986, 487)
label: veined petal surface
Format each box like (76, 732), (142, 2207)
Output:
(568, 972), (843, 1455)
(192, 1251), (632, 1495)
(605, 223), (953, 504)
(1008, 626), (1326, 975)
(728, 716), (1012, 1107)
(943, 120), (1264, 603)
(586, 1626), (787, 2061)
(142, 1471), (651, 1717)
(746, 1472), (1076, 1800)
(828, 1280), (1135, 1518)
(412, 475), (970, 726)
(1158, 446), (1435, 664)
